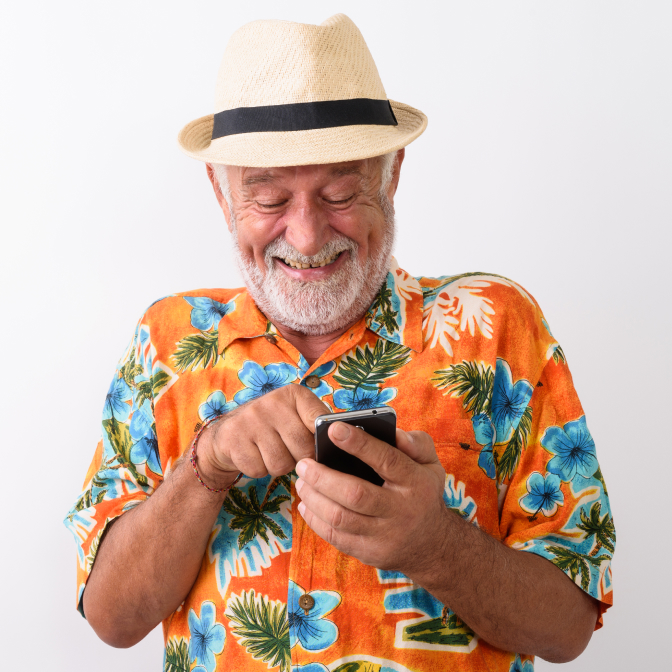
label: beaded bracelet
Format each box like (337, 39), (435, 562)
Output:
(189, 416), (242, 494)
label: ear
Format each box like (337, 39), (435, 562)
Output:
(206, 163), (233, 231)
(386, 148), (405, 203)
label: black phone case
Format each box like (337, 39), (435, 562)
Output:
(314, 410), (396, 486)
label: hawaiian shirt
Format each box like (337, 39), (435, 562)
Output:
(65, 258), (614, 672)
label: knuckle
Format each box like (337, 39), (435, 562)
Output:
(346, 481), (366, 509)
(380, 446), (402, 473)
(330, 506), (345, 529)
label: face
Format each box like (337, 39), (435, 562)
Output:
(208, 151), (404, 336)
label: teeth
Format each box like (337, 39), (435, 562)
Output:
(281, 251), (341, 269)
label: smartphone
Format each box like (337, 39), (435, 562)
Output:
(314, 407), (397, 486)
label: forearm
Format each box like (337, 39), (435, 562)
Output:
(406, 509), (598, 662)
(83, 453), (236, 648)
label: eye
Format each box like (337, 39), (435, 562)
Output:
(256, 200), (288, 209)
(324, 194), (355, 206)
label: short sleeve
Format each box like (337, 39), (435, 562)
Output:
(63, 316), (165, 616)
(499, 352), (615, 628)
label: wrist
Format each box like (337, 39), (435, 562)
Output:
(191, 420), (241, 492)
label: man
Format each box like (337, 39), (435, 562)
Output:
(65, 14), (614, 672)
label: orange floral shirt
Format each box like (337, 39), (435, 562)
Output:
(65, 259), (614, 672)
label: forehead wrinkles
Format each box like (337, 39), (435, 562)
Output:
(238, 161), (375, 192)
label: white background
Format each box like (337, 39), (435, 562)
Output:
(1, 1), (669, 669)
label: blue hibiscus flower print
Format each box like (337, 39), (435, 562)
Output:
(199, 391), (238, 422)
(233, 361), (298, 405)
(103, 375), (132, 422)
(184, 296), (236, 331)
(472, 413), (496, 479)
(129, 400), (161, 474)
(288, 580), (341, 652)
(510, 654), (534, 672)
(520, 472), (564, 520)
(188, 600), (226, 672)
(292, 665), (329, 672)
(491, 358), (534, 443)
(542, 415), (598, 482)
(333, 386), (396, 411)
(298, 355), (335, 399)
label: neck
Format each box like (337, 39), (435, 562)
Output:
(274, 319), (360, 365)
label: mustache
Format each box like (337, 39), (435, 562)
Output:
(264, 234), (357, 266)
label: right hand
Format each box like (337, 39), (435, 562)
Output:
(196, 384), (329, 486)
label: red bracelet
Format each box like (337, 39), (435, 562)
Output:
(189, 416), (242, 494)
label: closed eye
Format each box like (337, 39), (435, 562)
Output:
(256, 200), (288, 209)
(323, 195), (355, 206)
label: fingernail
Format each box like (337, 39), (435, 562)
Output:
(331, 422), (350, 441)
(295, 478), (304, 494)
(296, 460), (306, 477)
(298, 501), (306, 517)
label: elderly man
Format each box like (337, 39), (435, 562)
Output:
(65, 14), (614, 672)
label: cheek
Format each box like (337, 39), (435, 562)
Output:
(236, 215), (284, 260)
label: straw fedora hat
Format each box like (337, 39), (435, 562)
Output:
(178, 13), (427, 167)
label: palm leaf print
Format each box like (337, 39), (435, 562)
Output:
(552, 345), (566, 364)
(226, 590), (290, 672)
(577, 502), (616, 557)
(222, 479), (290, 549)
(135, 369), (173, 408)
(172, 330), (220, 372)
(333, 663), (383, 672)
(333, 340), (411, 391)
(119, 349), (143, 388)
(432, 361), (494, 416)
(495, 405), (532, 483)
(102, 416), (148, 486)
(546, 545), (609, 592)
(369, 284), (399, 334)
(164, 637), (190, 672)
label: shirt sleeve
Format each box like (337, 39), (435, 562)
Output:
(63, 316), (164, 616)
(499, 349), (615, 628)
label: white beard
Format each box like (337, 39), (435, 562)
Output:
(231, 216), (395, 336)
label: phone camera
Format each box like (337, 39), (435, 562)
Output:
(372, 409), (377, 414)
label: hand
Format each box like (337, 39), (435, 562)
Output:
(294, 423), (448, 574)
(197, 385), (329, 487)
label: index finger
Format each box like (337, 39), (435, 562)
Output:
(327, 422), (415, 485)
(291, 384), (331, 433)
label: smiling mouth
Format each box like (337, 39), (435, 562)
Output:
(276, 251), (344, 269)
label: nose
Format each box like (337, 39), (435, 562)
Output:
(282, 195), (331, 257)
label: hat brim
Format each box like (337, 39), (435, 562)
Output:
(177, 100), (427, 167)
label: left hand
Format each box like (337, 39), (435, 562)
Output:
(295, 422), (448, 573)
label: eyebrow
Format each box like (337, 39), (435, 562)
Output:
(330, 167), (365, 179)
(242, 173), (277, 186)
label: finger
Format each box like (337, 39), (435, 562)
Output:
(227, 429), (293, 479)
(297, 499), (366, 559)
(292, 385), (331, 433)
(295, 457), (391, 517)
(276, 415), (316, 463)
(295, 476), (379, 535)
(327, 422), (415, 485)
(395, 429), (442, 466)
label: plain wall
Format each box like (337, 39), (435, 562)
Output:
(1, 1), (669, 668)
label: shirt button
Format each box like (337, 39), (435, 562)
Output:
(304, 375), (320, 389)
(299, 594), (315, 614)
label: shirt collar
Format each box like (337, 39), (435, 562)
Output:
(365, 257), (424, 353)
(218, 257), (424, 353)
